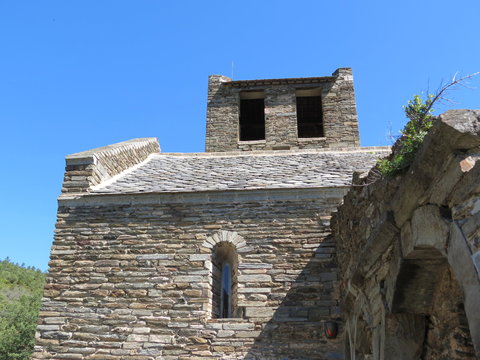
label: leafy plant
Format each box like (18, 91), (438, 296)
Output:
(377, 72), (479, 177)
(0, 295), (42, 360)
(377, 94), (434, 176)
(0, 258), (46, 360)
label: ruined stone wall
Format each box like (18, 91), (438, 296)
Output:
(333, 110), (480, 359)
(63, 138), (160, 193)
(205, 68), (360, 152)
(34, 189), (346, 360)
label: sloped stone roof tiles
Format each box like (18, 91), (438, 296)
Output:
(91, 148), (390, 194)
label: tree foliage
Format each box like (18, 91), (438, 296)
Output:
(0, 258), (46, 360)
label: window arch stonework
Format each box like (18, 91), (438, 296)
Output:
(202, 231), (246, 318)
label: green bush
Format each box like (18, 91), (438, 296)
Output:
(0, 295), (42, 360)
(377, 72), (479, 177)
(0, 259), (46, 360)
(377, 94), (434, 176)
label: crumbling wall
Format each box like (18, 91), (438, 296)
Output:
(333, 110), (480, 359)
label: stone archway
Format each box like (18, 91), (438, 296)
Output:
(327, 109), (480, 360)
(339, 204), (480, 360)
(385, 204), (477, 359)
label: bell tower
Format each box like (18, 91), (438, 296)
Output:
(205, 68), (360, 152)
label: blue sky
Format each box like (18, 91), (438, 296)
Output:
(1, 1), (479, 271)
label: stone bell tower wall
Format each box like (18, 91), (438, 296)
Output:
(205, 68), (360, 152)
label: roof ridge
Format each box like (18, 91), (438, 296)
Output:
(155, 146), (391, 158)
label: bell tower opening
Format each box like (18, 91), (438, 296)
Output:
(296, 88), (324, 138)
(239, 91), (265, 141)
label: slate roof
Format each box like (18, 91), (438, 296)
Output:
(91, 148), (390, 195)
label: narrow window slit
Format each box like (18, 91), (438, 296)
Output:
(212, 242), (238, 318)
(221, 263), (231, 318)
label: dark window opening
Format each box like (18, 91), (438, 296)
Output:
(296, 95), (324, 138)
(212, 242), (238, 318)
(240, 98), (265, 141)
(221, 263), (231, 318)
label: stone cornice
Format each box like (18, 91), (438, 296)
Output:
(58, 186), (349, 207)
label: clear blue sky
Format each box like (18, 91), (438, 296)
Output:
(1, 1), (479, 271)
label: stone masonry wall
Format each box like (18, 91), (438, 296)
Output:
(205, 68), (360, 152)
(33, 189), (346, 360)
(332, 110), (480, 359)
(63, 138), (160, 193)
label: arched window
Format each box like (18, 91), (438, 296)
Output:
(212, 242), (238, 318)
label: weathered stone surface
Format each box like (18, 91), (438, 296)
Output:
(35, 189), (349, 359)
(439, 109), (480, 146)
(206, 68), (360, 152)
(334, 109), (480, 359)
(392, 110), (480, 228)
(407, 204), (450, 256)
(63, 138), (160, 194)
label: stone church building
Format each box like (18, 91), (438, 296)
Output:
(33, 68), (480, 359)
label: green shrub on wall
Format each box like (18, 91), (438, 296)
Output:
(377, 72), (479, 177)
(377, 94), (434, 176)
